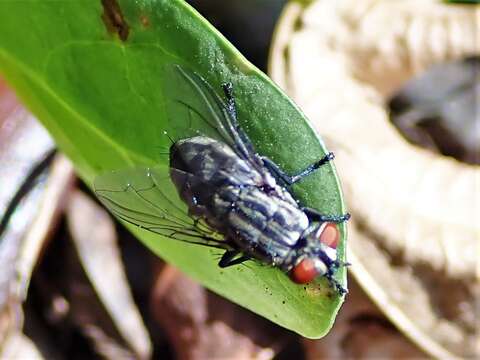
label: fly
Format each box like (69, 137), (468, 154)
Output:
(94, 65), (350, 294)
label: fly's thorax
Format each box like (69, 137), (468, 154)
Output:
(211, 185), (310, 262)
(170, 136), (262, 187)
(231, 187), (308, 242)
(170, 136), (236, 166)
(211, 186), (240, 216)
(262, 170), (277, 189)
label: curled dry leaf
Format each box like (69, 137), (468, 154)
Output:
(303, 277), (423, 359)
(66, 189), (152, 359)
(270, 0), (479, 358)
(1, 332), (44, 360)
(151, 265), (287, 360)
(388, 58), (479, 165)
(56, 229), (138, 360)
(0, 79), (65, 354)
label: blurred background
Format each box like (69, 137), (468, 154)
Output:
(0, 0), (478, 359)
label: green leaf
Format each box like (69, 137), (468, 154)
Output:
(0, 0), (348, 337)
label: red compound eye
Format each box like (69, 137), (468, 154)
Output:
(290, 258), (318, 284)
(319, 222), (339, 249)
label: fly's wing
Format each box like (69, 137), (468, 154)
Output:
(94, 66), (265, 250)
(94, 165), (229, 250)
(165, 64), (260, 167)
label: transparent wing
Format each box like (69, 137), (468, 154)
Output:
(165, 64), (259, 165)
(94, 165), (230, 250)
(94, 65), (263, 249)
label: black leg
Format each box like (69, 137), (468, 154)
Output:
(302, 207), (350, 223)
(222, 83), (256, 155)
(218, 250), (251, 268)
(290, 152), (335, 183)
(326, 273), (348, 295)
(262, 152), (335, 186)
(222, 83), (237, 120)
(261, 157), (293, 187)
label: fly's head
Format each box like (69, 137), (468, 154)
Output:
(289, 222), (348, 295)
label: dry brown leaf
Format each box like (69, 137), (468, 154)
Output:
(0, 154), (74, 354)
(0, 79), (70, 352)
(151, 265), (287, 360)
(303, 278), (423, 359)
(66, 189), (152, 359)
(270, 0), (479, 358)
(0, 80), (55, 323)
(1, 332), (44, 360)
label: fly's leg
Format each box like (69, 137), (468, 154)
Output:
(263, 155), (350, 222)
(218, 249), (251, 268)
(326, 261), (348, 295)
(222, 83), (257, 155)
(223, 79), (334, 181)
(262, 152), (335, 186)
(326, 272), (348, 295)
(222, 83), (237, 122)
(303, 207), (351, 223)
